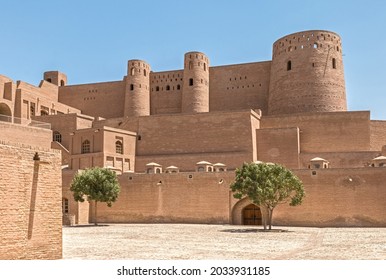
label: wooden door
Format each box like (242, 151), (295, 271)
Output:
(243, 204), (262, 225)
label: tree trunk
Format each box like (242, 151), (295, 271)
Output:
(94, 201), (98, 226)
(260, 205), (269, 230)
(268, 207), (274, 230)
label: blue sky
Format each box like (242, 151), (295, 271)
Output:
(1, 0), (385, 119)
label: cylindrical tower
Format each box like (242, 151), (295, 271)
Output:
(268, 30), (347, 115)
(124, 59), (151, 117)
(182, 51), (210, 113)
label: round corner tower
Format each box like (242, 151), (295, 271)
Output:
(124, 59), (151, 117)
(268, 30), (347, 115)
(182, 51), (210, 113)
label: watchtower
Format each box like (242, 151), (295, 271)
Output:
(268, 30), (347, 115)
(181, 51), (209, 113)
(124, 59), (151, 117)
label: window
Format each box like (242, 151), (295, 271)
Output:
(313, 43), (318, 49)
(332, 58), (337, 69)
(189, 78), (193, 86)
(115, 141), (123, 154)
(60, 80), (65, 86)
(156, 86), (159, 91)
(81, 140), (90, 154)
(46, 78), (52, 83)
(204, 63), (206, 71)
(166, 85), (170, 91)
(197, 166), (205, 172)
(287, 60), (292, 71)
(30, 103), (35, 116)
(62, 198), (69, 214)
(144, 69), (147, 76)
(53, 131), (62, 143)
(177, 84), (181, 90)
(189, 61), (193, 70)
(131, 68), (135, 76)
(130, 84), (134, 91)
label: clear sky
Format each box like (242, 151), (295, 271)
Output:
(1, 0), (385, 119)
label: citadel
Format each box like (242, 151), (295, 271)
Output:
(1, 30), (385, 259)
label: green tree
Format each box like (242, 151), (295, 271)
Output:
(70, 167), (120, 225)
(230, 162), (305, 230)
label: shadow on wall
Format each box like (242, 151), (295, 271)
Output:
(28, 162), (39, 240)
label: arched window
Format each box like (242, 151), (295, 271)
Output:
(53, 131), (62, 143)
(166, 85), (170, 91)
(313, 43), (318, 49)
(197, 166), (205, 172)
(332, 58), (337, 69)
(287, 60), (292, 71)
(177, 84), (181, 90)
(81, 140), (90, 154)
(115, 141), (123, 154)
(60, 80), (65, 86)
(131, 68), (135, 76)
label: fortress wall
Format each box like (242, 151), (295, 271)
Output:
(256, 127), (300, 168)
(117, 110), (259, 171)
(261, 111), (371, 153)
(83, 167), (386, 227)
(0, 143), (62, 259)
(58, 81), (125, 118)
(94, 172), (233, 224)
(209, 62), (271, 114)
(0, 122), (53, 148)
(273, 168), (386, 226)
(150, 70), (183, 114)
(370, 120), (386, 151)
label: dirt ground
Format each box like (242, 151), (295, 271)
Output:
(62, 224), (386, 260)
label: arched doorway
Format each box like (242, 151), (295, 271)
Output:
(242, 204), (262, 225)
(0, 103), (12, 122)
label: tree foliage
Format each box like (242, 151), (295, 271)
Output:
(70, 167), (120, 225)
(230, 162), (305, 230)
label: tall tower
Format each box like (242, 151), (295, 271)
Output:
(182, 51), (210, 113)
(268, 30), (347, 115)
(43, 71), (67, 86)
(124, 59), (151, 117)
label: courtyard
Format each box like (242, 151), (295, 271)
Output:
(63, 224), (386, 260)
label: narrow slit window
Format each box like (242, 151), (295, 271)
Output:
(287, 60), (292, 71)
(332, 58), (337, 69)
(189, 78), (193, 86)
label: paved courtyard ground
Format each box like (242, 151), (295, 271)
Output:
(63, 224), (386, 260)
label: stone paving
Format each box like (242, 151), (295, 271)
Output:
(63, 224), (386, 260)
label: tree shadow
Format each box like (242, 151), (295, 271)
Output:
(65, 224), (110, 228)
(220, 228), (291, 233)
